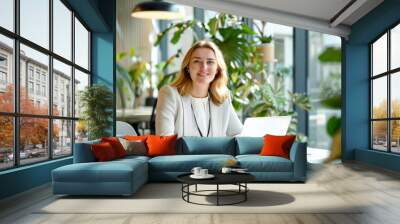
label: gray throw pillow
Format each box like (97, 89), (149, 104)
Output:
(118, 138), (147, 156)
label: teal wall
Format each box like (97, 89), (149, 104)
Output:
(343, 0), (400, 171)
(0, 0), (116, 200)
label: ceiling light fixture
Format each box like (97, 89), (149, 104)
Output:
(131, 1), (184, 20)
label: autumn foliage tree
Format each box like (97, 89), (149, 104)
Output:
(372, 99), (400, 142)
(0, 84), (59, 151)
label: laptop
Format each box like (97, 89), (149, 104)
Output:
(239, 116), (292, 137)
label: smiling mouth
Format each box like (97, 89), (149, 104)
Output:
(198, 73), (208, 77)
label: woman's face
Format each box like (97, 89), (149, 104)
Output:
(188, 48), (218, 87)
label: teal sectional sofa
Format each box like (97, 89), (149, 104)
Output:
(52, 137), (307, 196)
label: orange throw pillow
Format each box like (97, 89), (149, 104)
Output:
(101, 137), (126, 158)
(124, 135), (148, 141)
(260, 134), (296, 159)
(91, 142), (117, 161)
(146, 135), (177, 157)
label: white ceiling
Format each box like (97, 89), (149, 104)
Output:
(169, 0), (384, 38)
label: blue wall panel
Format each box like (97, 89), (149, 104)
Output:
(343, 0), (400, 171)
(0, 158), (72, 199)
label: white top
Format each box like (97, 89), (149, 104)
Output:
(190, 95), (210, 137)
(156, 85), (243, 137)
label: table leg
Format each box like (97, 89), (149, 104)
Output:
(195, 184), (197, 192)
(245, 183), (247, 201)
(217, 184), (219, 206)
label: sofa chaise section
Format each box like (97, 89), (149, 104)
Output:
(52, 141), (149, 196)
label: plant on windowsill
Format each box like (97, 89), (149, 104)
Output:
(116, 48), (181, 109)
(79, 84), (113, 140)
(254, 21), (274, 63)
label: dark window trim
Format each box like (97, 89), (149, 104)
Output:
(369, 20), (400, 155)
(0, 0), (92, 171)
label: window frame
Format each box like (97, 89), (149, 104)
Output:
(370, 20), (400, 154)
(0, 0), (92, 171)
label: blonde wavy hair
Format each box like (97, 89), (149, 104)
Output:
(171, 40), (229, 105)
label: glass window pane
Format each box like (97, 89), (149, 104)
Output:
(74, 69), (89, 118)
(20, 117), (49, 165)
(372, 121), (388, 151)
(53, 119), (72, 158)
(53, 0), (72, 60)
(20, 44), (49, 115)
(391, 24), (400, 70)
(0, 0), (14, 31)
(391, 72), (400, 118)
(372, 33), (387, 76)
(372, 77), (387, 119)
(74, 18), (89, 70)
(0, 34), (14, 113)
(391, 120), (400, 153)
(0, 116), (14, 170)
(53, 59), (72, 117)
(75, 120), (88, 143)
(20, 0), (49, 49)
(308, 31), (341, 149)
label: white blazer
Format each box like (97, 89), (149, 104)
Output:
(156, 85), (243, 137)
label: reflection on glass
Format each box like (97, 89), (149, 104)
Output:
(0, 116), (14, 170)
(391, 24), (400, 70)
(20, 44), (49, 115)
(372, 33), (387, 76)
(53, 0), (72, 60)
(53, 119), (72, 158)
(0, 34), (14, 113)
(167, 6), (193, 72)
(20, 0), (49, 49)
(75, 120), (88, 143)
(391, 72), (400, 118)
(391, 120), (400, 153)
(74, 69), (89, 118)
(372, 121), (388, 151)
(74, 18), (89, 70)
(372, 77), (387, 119)
(0, 0), (14, 31)
(20, 117), (49, 165)
(53, 59), (72, 117)
(308, 31), (341, 149)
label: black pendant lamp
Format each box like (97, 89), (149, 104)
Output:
(131, 1), (184, 20)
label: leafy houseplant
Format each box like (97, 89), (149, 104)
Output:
(116, 48), (181, 109)
(79, 84), (113, 140)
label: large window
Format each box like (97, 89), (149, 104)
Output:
(371, 23), (400, 154)
(0, 0), (91, 171)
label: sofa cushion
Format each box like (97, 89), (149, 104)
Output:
(236, 155), (293, 172)
(177, 137), (236, 155)
(260, 134), (296, 159)
(101, 137), (127, 158)
(235, 137), (263, 155)
(147, 135), (177, 157)
(91, 142), (118, 161)
(53, 158), (147, 183)
(148, 154), (235, 172)
(74, 140), (100, 163)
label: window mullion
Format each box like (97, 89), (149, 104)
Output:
(49, 0), (54, 160)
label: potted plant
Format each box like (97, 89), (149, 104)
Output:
(254, 21), (274, 63)
(79, 84), (113, 140)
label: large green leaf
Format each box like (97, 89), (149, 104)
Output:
(326, 116), (341, 137)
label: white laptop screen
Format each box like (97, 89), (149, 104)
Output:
(239, 116), (292, 137)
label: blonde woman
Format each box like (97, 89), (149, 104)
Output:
(156, 40), (243, 137)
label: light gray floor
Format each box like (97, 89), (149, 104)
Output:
(1, 161), (400, 224)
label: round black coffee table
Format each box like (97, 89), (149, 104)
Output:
(177, 173), (255, 206)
